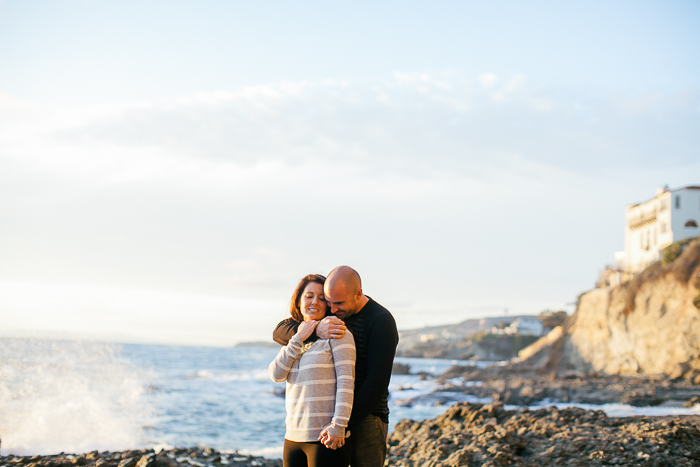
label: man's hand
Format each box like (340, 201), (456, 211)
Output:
(295, 320), (320, 341)
(316, 316), (347, 340)
(318, 425), (345, 450)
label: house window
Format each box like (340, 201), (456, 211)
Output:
(661, 222), (667, 233)
(686, 220), (699, 228)
(676, 195), (680, 209)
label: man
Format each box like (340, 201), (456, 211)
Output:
(273, 266), (399, 467)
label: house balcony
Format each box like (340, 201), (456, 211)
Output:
(628, 210), (657, 230)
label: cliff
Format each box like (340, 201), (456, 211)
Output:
(520, 236), (700, 378)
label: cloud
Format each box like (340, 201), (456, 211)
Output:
(224, 247), (292, 290)
(24, 72), (695, 185)
(479, 72), (499, 88)
(1, 73), (699, 338)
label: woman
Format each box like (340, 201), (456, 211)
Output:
(269, 274), (356, 467)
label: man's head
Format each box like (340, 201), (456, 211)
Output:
(324, 265), (368, 320)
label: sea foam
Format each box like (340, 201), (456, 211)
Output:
(0, 338), (152, 456)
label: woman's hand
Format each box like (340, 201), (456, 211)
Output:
(318, 427), (345, 450)
(295, 320), (320, 341)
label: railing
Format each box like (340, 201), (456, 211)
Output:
(628, 209), (657, 229)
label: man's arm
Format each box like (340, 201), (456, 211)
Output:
(273, 316), (348, 345)
(273, 318), (300, 346)
(348, 313), (399, 425)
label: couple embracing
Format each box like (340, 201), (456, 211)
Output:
(268, 266), (399, 467)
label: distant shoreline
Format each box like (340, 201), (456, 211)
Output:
(233, 341), (279, 348)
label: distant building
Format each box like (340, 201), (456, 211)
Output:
(491, 318), (544, 336)
(623, 185), (700, 273)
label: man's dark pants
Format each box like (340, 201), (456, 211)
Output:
(350, 414), (389, 467)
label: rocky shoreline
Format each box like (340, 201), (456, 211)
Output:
(432, 364), (700, 408)
(5, 362), (700, 467)
(389, 358), (700, 465)
(0, 448), (280, 467)
(4, 382), (700, 467)
(387, 401), (700, 466)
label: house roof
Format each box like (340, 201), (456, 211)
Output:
(628, 185), (700, 208)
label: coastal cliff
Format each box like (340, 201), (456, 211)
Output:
(385, 239), (700, 466)
(520, 236), (700, 377)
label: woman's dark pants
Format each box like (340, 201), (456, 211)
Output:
(283, 438), (352, 467)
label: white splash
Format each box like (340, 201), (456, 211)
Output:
(234, 446), (284, 459)
(0, 338), (152, 456)
(527, 400), (700, 418)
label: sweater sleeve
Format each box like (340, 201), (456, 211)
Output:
(326, 332), (356, 439)
(273, 318), (301, 346)
(268, 333), (304, 383)
(348, 312), (398, 426)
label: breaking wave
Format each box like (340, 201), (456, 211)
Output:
(0, 338), (152, 455)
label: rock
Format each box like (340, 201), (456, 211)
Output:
(2, 450), (282, 467)
(386, 402), (700, 466)
(117, 458), (136, 467)
(685, 396), (700, 408)
(669, 362), (691, 380)
(391, 363), (411, 375)
(135, 454), (155, 467)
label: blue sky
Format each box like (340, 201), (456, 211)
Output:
(2, 1), (699, 100)
(1, 1), (699, 346)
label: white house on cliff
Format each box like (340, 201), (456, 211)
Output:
(623, 185), (700, 273)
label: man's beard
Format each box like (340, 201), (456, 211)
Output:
(333, 310), (351, 320)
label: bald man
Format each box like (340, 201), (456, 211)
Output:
(273, 266), (399, 467)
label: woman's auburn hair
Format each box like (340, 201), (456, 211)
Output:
(289, 274), (327, 321)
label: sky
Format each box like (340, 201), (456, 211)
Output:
(1, 0), (699, 346)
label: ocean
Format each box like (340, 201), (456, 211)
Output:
(0, 337), (476, 458)
(2, 337), (699, 458)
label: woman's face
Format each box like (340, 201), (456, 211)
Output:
(300, 281), (327, 321)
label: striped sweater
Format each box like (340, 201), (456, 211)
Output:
(269, 331), (356, 441)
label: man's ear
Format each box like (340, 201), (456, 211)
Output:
(356, 288), (363, 300)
